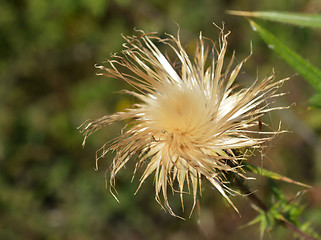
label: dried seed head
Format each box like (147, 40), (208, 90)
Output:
(79, 28), (286, 217)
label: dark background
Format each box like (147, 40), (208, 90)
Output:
(1, 0), (321, 239)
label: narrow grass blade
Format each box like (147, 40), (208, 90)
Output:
(248, 20), (321, 93)
(243, 163), (311, 188)
(227, 10), (321, 28)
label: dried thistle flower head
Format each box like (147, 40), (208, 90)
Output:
(79, 28), (286, 217)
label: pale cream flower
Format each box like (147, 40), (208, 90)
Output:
(79, 28), (286, 217)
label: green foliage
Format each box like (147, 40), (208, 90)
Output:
(309, 93), (321, 108)
(227, 11), (321, 28)
(244, 163), (311, 188)
(249, 20), (321, 94)
(245, 180), (320, 240)
(228, 10), (321, 107)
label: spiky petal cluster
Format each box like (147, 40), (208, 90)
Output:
(80, 29), (285, 217)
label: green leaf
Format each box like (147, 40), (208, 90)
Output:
(309, 93), (321, 108)
(260, 214), (268, 240)
(239, 214), (262, 229)
(248, 20), (321, 93)
(227, 10), (321, 28)
(268, 179), (285, 200)
(243, 163), (311, 188)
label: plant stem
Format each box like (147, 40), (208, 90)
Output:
(235, 178), (318, 240)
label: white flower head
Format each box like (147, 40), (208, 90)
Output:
(79, 27), (286, 217)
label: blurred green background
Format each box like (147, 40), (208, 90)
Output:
(1, 0), (321, 239)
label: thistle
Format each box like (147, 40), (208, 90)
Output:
(79, 28), (286, 217)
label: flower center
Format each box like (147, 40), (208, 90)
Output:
(150, 86), (211, 142)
